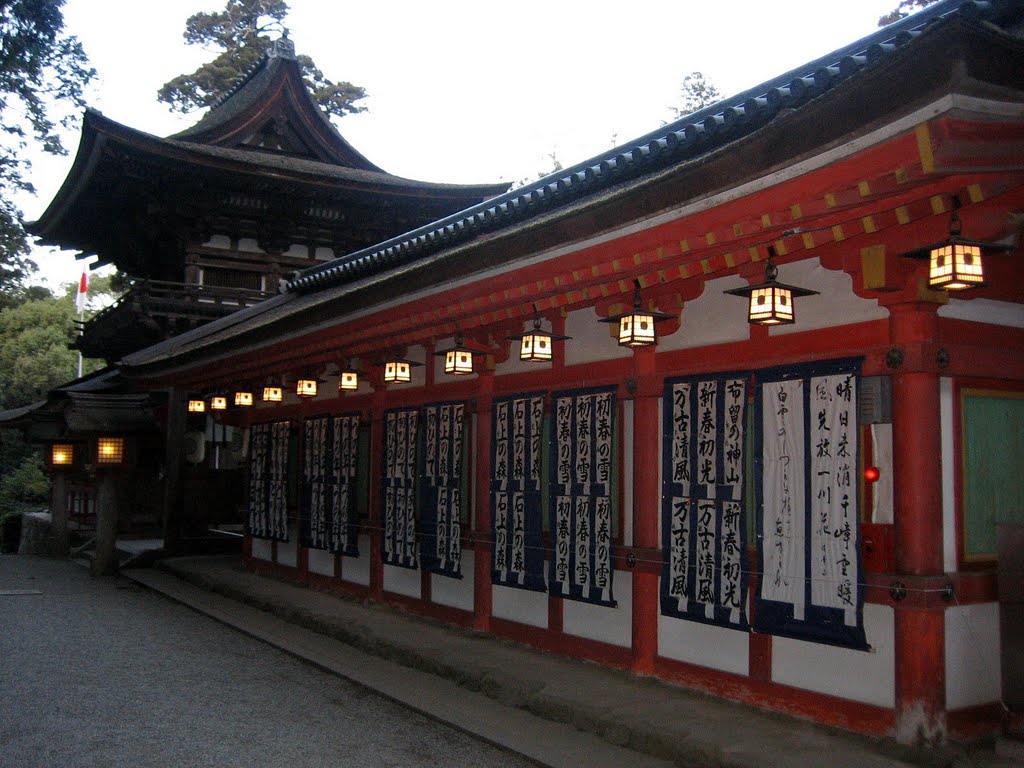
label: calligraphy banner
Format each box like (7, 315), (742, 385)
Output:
(419, 402), (465, 578)
(248, 421), (290, 541)
(661, 374), (748, 629)
(382, 408), (419, 569)
(301, 414), (361, 556)
(491, 394), (546, 591)
(548, 387), (616, 606)
(754, 359), (866, 649)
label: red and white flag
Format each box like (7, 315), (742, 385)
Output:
(75, 267), (88, 314)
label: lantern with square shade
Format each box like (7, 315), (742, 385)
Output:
(599, 280), (675, 347)
(724, 250), (818, 325)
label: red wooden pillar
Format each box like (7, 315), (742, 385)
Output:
(631, 345), (660, 674)
(889, 300), (946, 742)
(368, 385), (387, 600)
(473, 369), (495, 631)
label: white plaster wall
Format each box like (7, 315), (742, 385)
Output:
(236, 238), (264, 253)
(493, 581), (549, 628)
(251, 537), (273, 561)
(202, 234), (232, 249)
(771, 602), (895, 708)
(314, 246), (334, 261)
(283, 244), (308, 259)
(660, 274), (750, 352)
(657, 611), (750, 676)
(307, 548), (335, 577)
(770, 259), (887, 336)
(562, 571), (633, 648)
(939, 298), (1024, 328)
(945, 602), (1002, 709)
(342, 535), (371, 586)
(565, 307), (631, 366)
(432, 550), (475, 612)
(383, 564), (421, 598)
(277, 529), (298, 568)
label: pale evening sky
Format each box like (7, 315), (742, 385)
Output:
(22, 0), (904, 291)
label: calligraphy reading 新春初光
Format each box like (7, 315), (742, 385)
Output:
(662, 376), (747, 628)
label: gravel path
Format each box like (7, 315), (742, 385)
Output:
(0, 555), (535, 768)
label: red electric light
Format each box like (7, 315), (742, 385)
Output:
(864, 466), (880, 483)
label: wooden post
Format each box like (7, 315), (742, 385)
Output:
(49, 471), (70, 557)
(368, 386), (387, 600)
(631, 345), (660, 674)
(473, 370), (495, 631)
(162, 387), (186, 552)
(91, 472), (119, 576)
(889, 300), (946, 744)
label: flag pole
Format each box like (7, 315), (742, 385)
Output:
(75, 266), (88, 379)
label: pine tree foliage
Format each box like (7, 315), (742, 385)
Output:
(669, 72), (721, 121)
(0, 0), (94, 303)
(158, 0), (367, 119)
(878, 0), (940, 26)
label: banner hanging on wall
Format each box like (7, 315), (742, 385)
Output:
(301, 414), (360, 557)
(491, 394), (546, 591)
(382, 408), (419, 569)
(661, 374), (749, 629)
(754, 359), (867, 649)
(419, 402), (465, 578)
(548, 387), (616, 607)
(248, 421), (290, 541)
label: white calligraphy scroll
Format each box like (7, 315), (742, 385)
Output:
(420, 402), (464, 578)
(383, 409), (418, 569)
(549, 388), (616, 607)
(760, 378), (806, 620)
(810, 374), (858, 626)
(662, 376), (748, 628)
(755, 361), (866, 649)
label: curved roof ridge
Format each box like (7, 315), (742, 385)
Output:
(285, 0), (1016, 294)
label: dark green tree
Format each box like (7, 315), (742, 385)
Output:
(879, 0), (940, 26)
(0, 0), (94, 305)
(669, 71), (721, 121)
(158, 0), (367, 119)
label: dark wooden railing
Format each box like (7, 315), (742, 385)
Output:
(75, 280), (274, 360)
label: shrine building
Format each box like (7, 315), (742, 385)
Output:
(31, 0), (1024, 746)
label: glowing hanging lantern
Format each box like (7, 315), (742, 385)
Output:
(384, 359), (412, 383)
(210, 395), (228, 411)
(599, 280), (675, 347)
(928, 241), (985, 291)
(508, 313), (570, 362)
(96, 436), (125, 465)
(724, 249), (817, 326)
(262, 386), (283, 402)
(902, 195), (1012, 292)
(50, 443), (74, 466)
(338, 361), (362, 391)
(188, 399), (206, 413)
(234, 391), (254, 407)
(296, 379), (318, 398)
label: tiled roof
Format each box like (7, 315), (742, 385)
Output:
(288, 0), (1020, 294)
